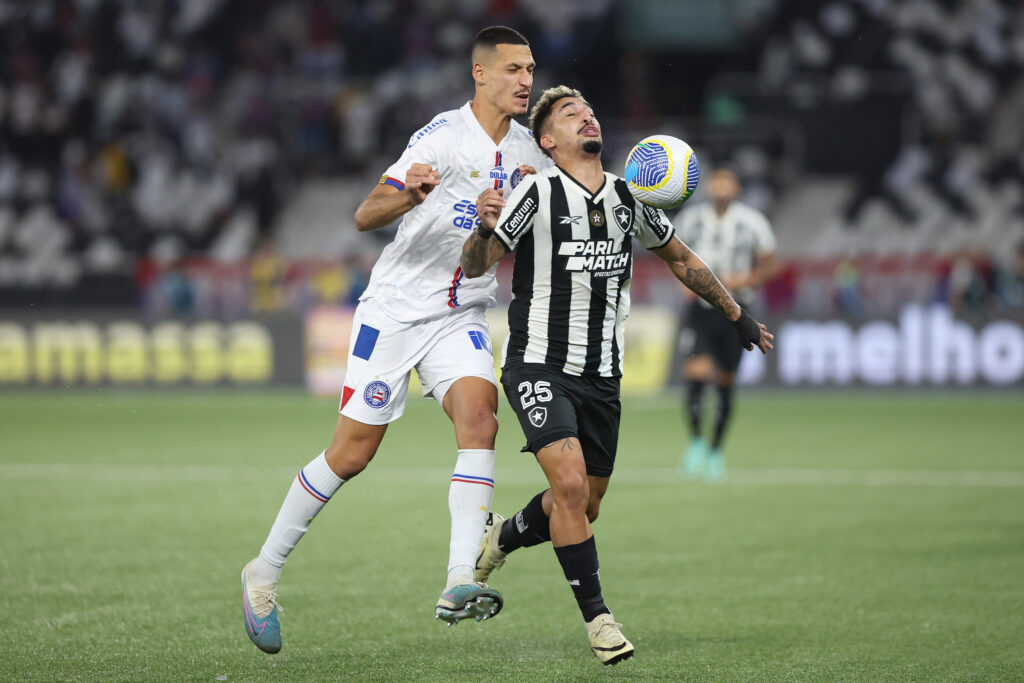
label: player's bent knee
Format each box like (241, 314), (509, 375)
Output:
(466, 409), (499, 439)
(552, 470), (589, 512)
(324, 425), (385, 479)
(324, 443), (374, 478)
(453, 409), (498, 449)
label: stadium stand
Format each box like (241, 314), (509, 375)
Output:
(0, 0), (1021, 316)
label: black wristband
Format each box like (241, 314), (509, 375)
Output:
(476, 225), (494, 240)
(733, 308), (761, 348)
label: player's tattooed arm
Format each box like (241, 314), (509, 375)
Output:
(461, 188), (509, 278)
(461, 229), (506, 278)
(655, 236), (774, 354)
(654, 236), (741, 321)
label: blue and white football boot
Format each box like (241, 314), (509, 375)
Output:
(434, 582), (503, 625)
(241, 560), (282, 654)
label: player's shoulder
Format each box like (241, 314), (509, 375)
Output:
(732, 200), (767, 219)
(508, 118), (535, 143)
(608, 172), (628, 189)
(405, 108), (460, 149)
(520, 164), (559, 184)
(510, 125), (550, 168)
(732, 201), (773, 229)
(682, 201), (713, 218)
(538, 165), (560, 179)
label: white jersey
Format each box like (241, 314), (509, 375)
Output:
(360, 101), (552, 322)
(676, 200), (776, 308)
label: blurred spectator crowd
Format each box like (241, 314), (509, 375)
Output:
(0, 0), (1021, 318)
(748, 0), (1024, 253)
(0, 0), (614, 309)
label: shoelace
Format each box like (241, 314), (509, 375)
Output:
(594, 620), (625, 642)
(249, 586), (283, 618)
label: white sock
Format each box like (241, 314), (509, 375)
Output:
(446, 449), (495, 587)
(253, 451), (345, 584)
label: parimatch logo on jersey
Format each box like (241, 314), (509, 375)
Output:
(557, 239), (630, 274)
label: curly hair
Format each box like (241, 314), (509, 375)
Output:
(528, 85), (584, 158)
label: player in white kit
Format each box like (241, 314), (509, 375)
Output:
(241, 27), (550, 654)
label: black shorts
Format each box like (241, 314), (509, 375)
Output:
(500, 362), (621, 478)
(681, 304), (743, 373)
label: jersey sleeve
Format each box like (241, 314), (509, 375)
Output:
(675, 206), (700, 244)
(635, 202), (676, 250)
(751, 210), (777, 256)
(493, 175), (541, 252)
(379, 117), (452, 191)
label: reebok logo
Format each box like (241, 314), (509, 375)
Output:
(515, 511), (527, 533)
(560, 215), (581, 226)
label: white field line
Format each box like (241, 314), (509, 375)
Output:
(1, 463), (1023, 488)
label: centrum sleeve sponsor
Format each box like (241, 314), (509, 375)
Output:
(495, 180), (540, 249)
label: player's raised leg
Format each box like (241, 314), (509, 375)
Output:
(434, 375), (503, 624)
(241, 414), (386, 653)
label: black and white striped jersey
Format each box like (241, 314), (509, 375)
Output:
(493, 165), (675, 378)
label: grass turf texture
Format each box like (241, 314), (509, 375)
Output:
(1, 390), (1022, 681)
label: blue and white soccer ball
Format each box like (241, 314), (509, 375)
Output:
(624, 135), (700, 210)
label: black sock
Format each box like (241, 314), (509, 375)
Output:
(554, 535), (609, 623)
(498, 491), (551, 553)
(711, 384), (734, 450)
(686, 380), (705, 438)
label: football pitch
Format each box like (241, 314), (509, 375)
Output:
(1, 389), (1022, 681)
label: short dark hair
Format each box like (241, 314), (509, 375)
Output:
(473, 26), (529, 52)
(528, 85), (584, 157)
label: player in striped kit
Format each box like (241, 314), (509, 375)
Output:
(240, 27), (551, 654)
(460, 86), (773, 665)
(676, 168), (778, 480)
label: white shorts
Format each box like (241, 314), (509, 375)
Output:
(338, 299), (497, 425)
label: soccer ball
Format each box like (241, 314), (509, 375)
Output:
(623, 135), (700, 210)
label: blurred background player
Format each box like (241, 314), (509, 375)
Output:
(676, 168), (778, 480)
(240, 26), (549, 654)
(462, 86), (772, 665)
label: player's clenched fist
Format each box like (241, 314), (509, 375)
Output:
(517, 164), (537, 178)
(476, 188), (505, 231)
(405, 163), (440, 204)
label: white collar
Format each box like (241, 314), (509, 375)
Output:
(460, 101), (514, 149)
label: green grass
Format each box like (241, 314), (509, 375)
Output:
(1, 389), (1022, 681)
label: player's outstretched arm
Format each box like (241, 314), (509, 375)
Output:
(653, 236), (774, 353)
(354, 163), (440, 232)
(461, 188), (509, 278)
